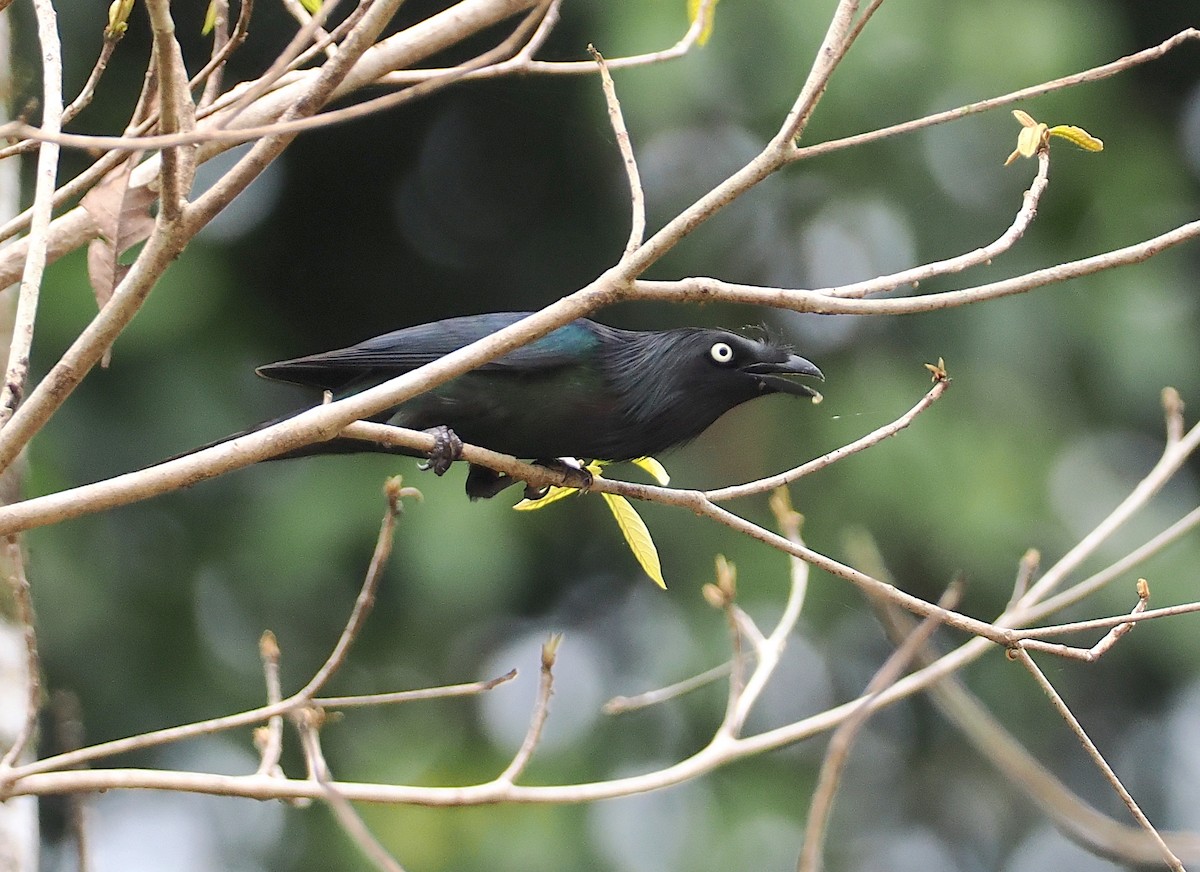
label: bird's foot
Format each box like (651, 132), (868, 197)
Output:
(418, 425), (463, 476)
(464, 458), (595, 502)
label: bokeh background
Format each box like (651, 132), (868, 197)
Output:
(12, 0), (1200, 869)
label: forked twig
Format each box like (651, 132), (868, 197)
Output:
(255, 631), (285, 777)
(1016, 580), (1149, 661)
(296, 709), (408, 872)
(870, 592), (1200, 866)
(719, 489), (810, 737)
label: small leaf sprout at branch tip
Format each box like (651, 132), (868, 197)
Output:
(383, 475), (422, 515)
(702, 554), (737, 609)
(1005, 109), (1103, 165)
(541, 633), (563, 669)
(107, 0), (136, 37)
(923, 358), (950, 383)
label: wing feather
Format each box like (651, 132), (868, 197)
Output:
(256, 313), (605, 391)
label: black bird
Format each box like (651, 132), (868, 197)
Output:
(251, 312), (824, 499)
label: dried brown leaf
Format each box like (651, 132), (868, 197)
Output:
(81, 158), (156, 308)
(81, 158), (156, 366)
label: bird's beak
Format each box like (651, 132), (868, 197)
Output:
(744, 354), (825, 398)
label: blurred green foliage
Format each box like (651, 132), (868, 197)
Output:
(19, 1), (1200, 870)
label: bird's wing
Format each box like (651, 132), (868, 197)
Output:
(257, 313), (602, 390)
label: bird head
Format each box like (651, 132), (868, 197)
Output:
(639, 327), (823, 399)
(719, 333), (825, 399)
(602, 326), (824, 457)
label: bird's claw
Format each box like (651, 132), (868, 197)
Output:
(419, 426), (463, 476)
(523, 482), (552, 501)
(563, 465), (594, 492)
(539, 458), (593, 492)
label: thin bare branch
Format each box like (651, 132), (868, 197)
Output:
(0, 0), (426, 478)
(508, 0), (557, 62)
(824, 151), (1050, 299)
(798, 581), (962, 872)
(1, 1), (553, 157)
(1010, 416), (1200, 614)
(297, 477), (412, 700)
(0, 0), (539, 288)
(1163, 387), (1185, 445)
(790, 28), (1200, 163)
(708, 558), (748, 728)
(1015, 580), (1149, 660)
(0, 26), (119, 162)
(634, 217), (1200, 315)
(0, 0), (63, 428)
(317, 669), (518, 709)
(719, 489), (810, 737)
(255, 631), (285, 777)
(875, 600), (1200, 866)
(50, 691), (91, 872)
(495, 635), (559, 785)
(282, 0), (339, 60)
(296, 710), (409, 872)
(4, 668), (516, 786)
(603, 661), (732, 715)
(589, 45), (644, 254)
(777, 0), (860, 144)
(218, 4), (361, 104)
(144, 0), (198, 221)
(186, 0), (543, 233)
(0, 129), (145, 248)
(377, 0), (708, 81)
(1009, 646), (1184, 871)
(1005, 548), (1041, 612)
(1013, 597), (1200, 642)
(198, 0), (231, 107)
(193, 0), (254, 107)
(64, 27), (121, 122)
(220, 0), (342, 125)
(0, 538), (39, 769)
(707, 374), (949, 501)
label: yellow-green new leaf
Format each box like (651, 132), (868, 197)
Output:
(1006, 110), (1103, 166)
(1047, 125), (1103, 153)
(513, 485), (577, 511)
(299, 0), (323, 12)
(107, 0), (135, 35)
(601, 493), (665, 588)
(632, 456), (670, 485)
(687, 0), (718, 45)
(202, 0), (218, 35)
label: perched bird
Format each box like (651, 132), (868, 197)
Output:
(250, 312), (824, 499)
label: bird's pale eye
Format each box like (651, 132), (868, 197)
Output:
(709, 342), (735, 365)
